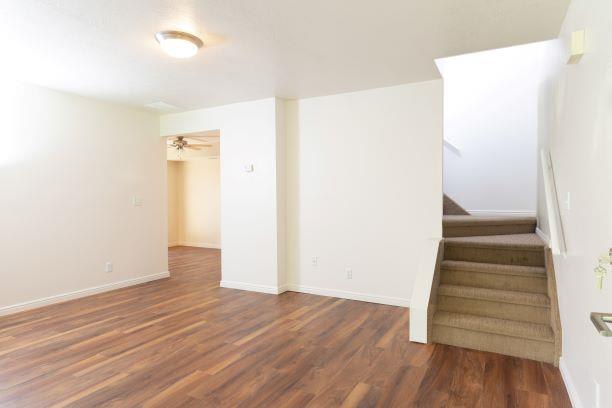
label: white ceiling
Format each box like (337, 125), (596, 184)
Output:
(0, 0), (569, 111)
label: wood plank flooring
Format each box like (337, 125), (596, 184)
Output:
(0, 246), (572, 407)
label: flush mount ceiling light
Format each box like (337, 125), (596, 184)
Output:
(155, 30), (203, 59)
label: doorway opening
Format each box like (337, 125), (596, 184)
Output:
(166, 130), (221, 255)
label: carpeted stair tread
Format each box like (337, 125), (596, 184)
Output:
(432, 326), (556, 364)
(441, 260), (546, 277)
(444, 233), (545, 249)
(433, 311), (554, 342)
(443, 215), (536, 226)
(438, 284), (550, 307)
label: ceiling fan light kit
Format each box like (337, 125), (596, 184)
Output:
(167, 136), (213, 159)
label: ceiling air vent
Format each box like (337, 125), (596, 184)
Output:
(144, 101), (181, 112)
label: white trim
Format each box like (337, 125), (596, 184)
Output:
(220, 280), (283, 294)
(536, 227), (551, 247)
(409, 238), (442, 343)
(180, 242), (221, 249)
(0, 272), (170, 317)
(468, 210), (537, 217)
(559, 357), (583, 408)
(285, 283), (410, 307)
(219, 281), (411, 307)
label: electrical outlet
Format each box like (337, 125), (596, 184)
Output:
(311, 257), (318, 267)
(346, 268), (353, 279)
(105, 262), (113, 273)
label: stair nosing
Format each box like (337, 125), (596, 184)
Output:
(444, 241), (544, 251)
(441, 260), (546, 277)
(443, 234), (545, 250)
(437, 284), (550, 307)
(443, 217), (537, 227)
(433, 311), (555, 343)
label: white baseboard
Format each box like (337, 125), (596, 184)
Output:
(559, 356), (583, 408)
(168, 242), (180, 247)
(468, 210), (537, 217)
(286, 283), (410, 307)
(218, 281), (409, 307)
(180, 242), (221, 249)
(220, 280), (283, 294)
(536, 227), (551, 247)
(0, 271), (170, 317)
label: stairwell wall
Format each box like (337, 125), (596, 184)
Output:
(437, 41), (563, 216)
(538, 1), (612, 407)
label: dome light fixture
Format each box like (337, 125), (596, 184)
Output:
(155, 30), (203, 59)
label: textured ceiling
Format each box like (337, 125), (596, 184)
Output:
(0, 0), (569, 110)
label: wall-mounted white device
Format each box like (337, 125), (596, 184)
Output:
(243, 164), (254, 173)
(567, 29), (585, 64)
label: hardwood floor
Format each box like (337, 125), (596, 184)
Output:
(0, 246), (571, 407)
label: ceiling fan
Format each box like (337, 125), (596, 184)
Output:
(167, 136), (212, 152)
(167, 136), (214, 159)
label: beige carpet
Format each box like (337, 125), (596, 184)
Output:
(443, 194), (470, 215)
(431, 207), (561, 365)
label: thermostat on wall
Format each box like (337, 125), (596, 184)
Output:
(243, 164), (254, 172)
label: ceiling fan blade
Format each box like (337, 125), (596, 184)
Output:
(185, 146), (202, 150)
(187, 144), (212, 147)
(184, 137), (209, 143)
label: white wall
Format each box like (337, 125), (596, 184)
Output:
(161, 83), (443, 303)
(437, 41), (563, 215)
(160, 98), (285, 293)
(167, 161), (180, 246)
(286, 82), (443, 306)
(540, 2), (612, 407)
(0, 80), (167, 314)
(167, 159), (221, 248)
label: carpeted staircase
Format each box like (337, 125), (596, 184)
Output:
(443, 194), (470, 215)
(432, 197), (561, 365)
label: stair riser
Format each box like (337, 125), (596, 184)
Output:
(443, 224), (535, 238)
(444, 244), (545, 267)
(437, 296), (550, 324)
(440, 269), (548, 294)
(432, 325), (557, 365)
